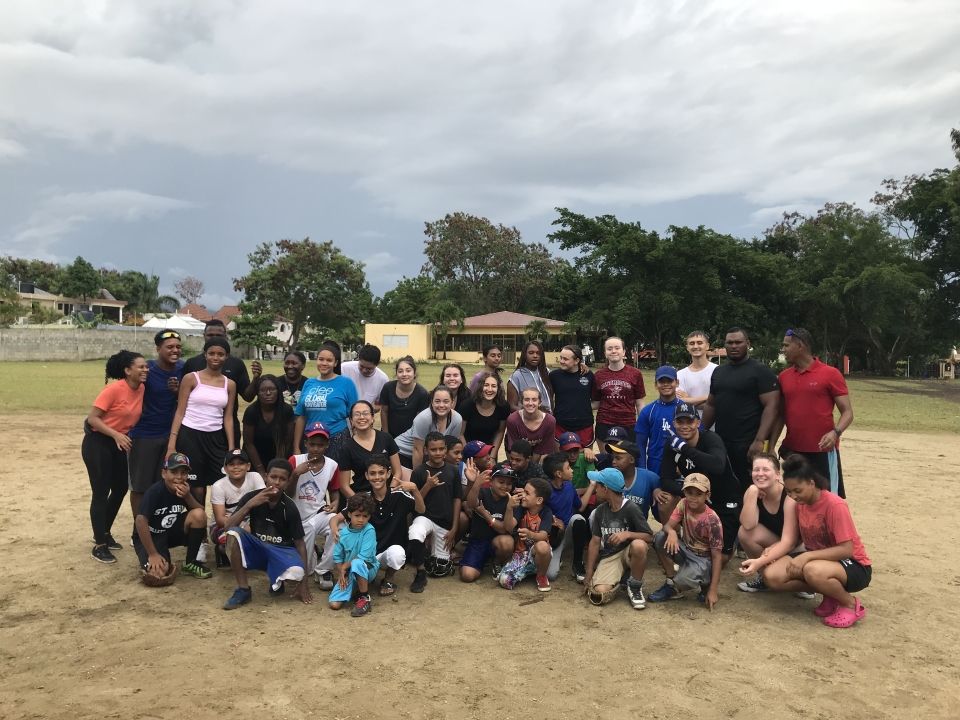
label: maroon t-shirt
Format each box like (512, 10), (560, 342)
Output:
(505, 411), (557, 456)
(592, 365), (646, 426)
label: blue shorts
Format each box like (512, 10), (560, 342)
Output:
(460, 538), (496, 571)
(227, 529), (304, 591)
(329, 558), (381, 602)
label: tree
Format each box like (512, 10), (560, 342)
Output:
(29, 306), (63, 326)
(375, 275), (438, 323)
(174, 276), (205, 305)
(525, 319), (548, 341)
(100, 269), (179, 314)
(425, 299), (465, 360)
(61, 256), (100, 302)
(0, 271), (20, 326)
(234, 238), (372, 351)
(0, 257), (64, 293)
(231, 305), (276, 357)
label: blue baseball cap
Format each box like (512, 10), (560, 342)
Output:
(558, 432), (583, 451)
(463, 440), (493, 459)
(305, 421), (330, 438)
(603, 426), (628, 443)
(655, 365), (678, 381)
(587, 467), (625, 493)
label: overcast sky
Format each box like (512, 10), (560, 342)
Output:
(2, 1), (958, 308)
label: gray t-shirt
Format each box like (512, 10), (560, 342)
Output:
(394, 407), (463, 456)
(589, 497), (652, 559)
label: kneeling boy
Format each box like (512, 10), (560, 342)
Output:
(498, 477), (554, 592)
(460, 464), (515, 582)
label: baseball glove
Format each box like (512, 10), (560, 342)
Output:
(141, 562), (179, 587)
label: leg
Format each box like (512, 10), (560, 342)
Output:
(802, 560), (855, 608)
(226, 534), (248, 588)
(532, 540), (551, 576)
(83, 433), (113, 546)
(183, 508), (208, 564)
(627, 539), (648, 582)
(546, 532), (566, 581)
(761, 556), (811, 593)
(738, 523), (779, 559)
(570, 513), (591, 571)
(652, 530), (676, 577)
(104, 449), (130, 538)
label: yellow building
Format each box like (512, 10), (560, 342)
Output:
(15, 285), (127, 323)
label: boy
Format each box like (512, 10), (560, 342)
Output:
(633, 365), (681, 476)
(494, 439), (543, 490)
(606, 439), (659, 520)
(583, 467), (653, 609)
(542, 452), (582, 581)
(460, 461), (515, 582)
(288, 421), (340, 590)
(210, 448), (265, 567)
(649, 473), (723, 609)
(222, 459), (311, 609)
(408, 431), (462, 592)
(498, 477), (554, 592)
(135, 452), (211, 584)
(329, 493), (380, 617)
(559, 432), (595, 490)
(445, 435), (464, 467)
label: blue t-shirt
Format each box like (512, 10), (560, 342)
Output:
(546, 480), (579, 525)
(623, 467), (660, 520)
(634, 397), (681, 473)
(294, 375), (358, 435)
(129, 359), (185, 439)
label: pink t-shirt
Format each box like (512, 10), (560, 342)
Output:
(671, 499), (723, 557)
(797, 491), (870, 565)
(505, 411), (557, 456)
(93, 380), (145, 435)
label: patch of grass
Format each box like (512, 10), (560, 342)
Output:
(844, 377), (960, 434)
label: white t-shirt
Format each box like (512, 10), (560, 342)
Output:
(340, 361), (389, 406)
(210, 472), (266, 520)
(289, 453), (339, 519)
(677, 363), (717, 407)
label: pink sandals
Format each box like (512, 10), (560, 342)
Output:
(822, 598), (866, 628)
(813, 596), (839, 617)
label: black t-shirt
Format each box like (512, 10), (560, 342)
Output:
(237, 489), (304, 547)
(495, 460), (546, 490)
(548, 368), (595, 429)
(139, 482), (188, 534)
(183, 354), (251, 438)
(659, 428), (743, 506)
(242, 402), (294, 467)
(379, 381), (431, 439)
(461, 401), (510, 445)
(709, 358), (778, 446)
(341, 489), (416, 553)
(469, 487), (510, 541)
(276, 375), (307, 408)
(339, 430), (400, 494)
(411, 462), (462, 529)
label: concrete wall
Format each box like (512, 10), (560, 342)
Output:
(363, 323), (432, 363)
(0, 327), (202, 361)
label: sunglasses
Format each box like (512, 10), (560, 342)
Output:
(159, 331), (181, 340)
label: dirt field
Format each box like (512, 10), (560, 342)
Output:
(1, 413), (957, 720)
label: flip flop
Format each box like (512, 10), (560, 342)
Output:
(379, 580), (397, 597)
(822, 598), (866, 628)
(813, 596), (839, 617)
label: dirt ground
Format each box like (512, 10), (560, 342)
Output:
(1, 414), (957, 720)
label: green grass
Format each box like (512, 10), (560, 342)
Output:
(1, 361), (957, 434)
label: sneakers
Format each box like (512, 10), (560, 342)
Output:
(648, 579), (682, 602)
(269, 581), (285, 596)
(628, 582), (646, 610)
(572, 561), (586, 584)
(737, 574), (768, 593)
(92, 535), (123, 551)
(182, 561), (213, 579)
(351, 594), (373, 617)
(316, 572), (334, 590)
(91, 544), (117, 564)
(410, 569), (428, 593)
(536, 575), (551, 592)
(491, 563), (504, 579)
(794, 591), (817, 600)
(223, 587), (252, 610)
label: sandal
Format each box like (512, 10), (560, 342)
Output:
(822, 598), (866, 628)
(813, 596), (839, 617)
(379, 580), (397, 597)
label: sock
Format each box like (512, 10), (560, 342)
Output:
(186, 527), (205, 563)
(571, 518), (590, 563)
(408, 539), (425, 568)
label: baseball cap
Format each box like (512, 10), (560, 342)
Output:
(594, 452), (613, 471)
(603, 426), (628, 443)
(164, 452), (191, 470)
(304, 421), (330, 438)
(587, 467), (625, 494)
(463, 440), (493, 459)
(224, 448), (250, 465)
(682, 473), (711, 494)
(655, 365), (678, 381)
(675, 402), (700, 420)
(558, 432), (583, 451)
(606, 439), (641, 456)
(491, 464), (516, 479)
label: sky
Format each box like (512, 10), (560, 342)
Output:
(1, 1), (958, 309)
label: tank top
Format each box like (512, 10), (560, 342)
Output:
(757, 488), (786, 538)
(183, 372), (228, 432)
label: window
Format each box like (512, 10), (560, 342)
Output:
(383, 334), (409, 348)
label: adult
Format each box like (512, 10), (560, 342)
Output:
(182, 319), (260, 443)
(292, 345), (358, 461)
(700, 327), (780, 493)
(168, 337), (237, 506)
(771, 327), (853, 498)
(441, 363), (472, 415)
(592, 336), (645, 443)
(505, 388), (557, 463)
(549, 344), (596, 448)
(340, 344), (390, 408)
(338, 400), (402, 496)
(322, 339), (343, 375)
(379, 356), (430, 439)
(276, 351), (307, 408)
(677, 330), (716, 411)
(242, 374), (294, 475)
(469, 344), (504, 395)
(394, 386), (463, 470)
(128, 330), (184, 519)
(461, 371), (509, 458)
(507, 340), (553, 413)
(83, 350), (148, 563)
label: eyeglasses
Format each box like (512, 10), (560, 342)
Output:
(352, 411), (373, 418)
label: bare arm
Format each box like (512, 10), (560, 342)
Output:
(338, 469), (354, 498)
(739, 485), (760, 531)
(699, 394), (716, 430)
(223, 380), (237, 450)
(292, 415), (305, 455)
(166, 373), (197, 454)
(243, 422), (266, 475)
(818, 395), (854, 451)
(506, 382), (520, 413)
(411, 437), (425, 469)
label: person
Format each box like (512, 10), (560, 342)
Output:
(276, 351), (308, 408)
(292, 345), (358, 461)
(469, 344), (504, 395)
(558, 432), (597, 581)
(497, 477), (554, 592)
(505, 388), (557, 462)
(128, 330), (184, 520)
(494, 439), (544, 489)
(242, 374), (294, 475)
(210, 448), (266, 568)
(378, 356), (430, 439)
(549, 345), (596, 448)
(168, 337), (237, 506)
(222, 459), (312, 609)
(407, 432), (462, 592)
(394, 386), (463, 470)
(541, 452), (581, 581)
(648, 474), (723, 609)
(135, 452), (212, 583)
(441, 363), (472, 415)
(582, 343), (594, 366)
(758, 455), (872, 628)
(507, 340), (553, 413)
(676, 330), (716, 411)
(606, 439), (659, 520)
(700, 327), (780, 492)
(460, 461), (514, 582)
(83, 350), (147, 563)
(634, 365), (681, 477)
(592, 336), (645, 443)
(736, 453), (803, 593)
(582, 467), (653, 610)
(460, 371), (509, 458)
(771, 327), (854, 497)
(338, 400), (402, 496)
(327, 493), (380, 617)
(340, 344), (390, 408)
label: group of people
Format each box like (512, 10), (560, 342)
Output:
(82, 321), (871, 627)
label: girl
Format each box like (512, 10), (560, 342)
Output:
(168, 337), (237, 505)
(461, 371), (509, 459)
(292, 345), (358, 460)
(378, 356), (430, 439)
(505, 388), (557, 463)
(469, 344), (504, 394)
(242, 374), (294, 475)
(441, 363), (471, 415)
(507, 340), (553, 413)
(394, 386), (463, 471)
(548, 344), (596, 448)
(276, 351), (307, 407)
(83, 350), (148, 563)
(760, 455), (872, 628)
(339, 400), (402, 496)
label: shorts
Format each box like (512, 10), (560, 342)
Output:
(128, 437), (169, 493)
(226, 528), (304, 591)
(554, 424), (595, 449)
(399, 453), (413, 470)
(591, 545), (635, 589)
(328, 557), (381, 602)
(714, 503), (740, 555)
(654, 530), (712, 593)
(134, 522), (187, 567)
(840, 558), (872, 592)
(176, 425), (227, 487)
(460, 538), (496, 571)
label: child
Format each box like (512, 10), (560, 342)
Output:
(649, 473), (723, 609)
(408, 431), (462, 592)
(222, 459), (312, 609)
(633, 365), (681, 476)
(606, 439), (659, 520)
(287, 422), (340, 590)
(444, 435), (465, 468)
(456, 440), (494, 546)
(582, 467), (653, 609)
(542, 451), (582, 581)
(498, 477), (554, 592)
(210, 448), (265, 567)
(328, 493), (380, 617)
(495, 439), (542, 490)
(135, 452), (211, 583)
(759, 455), (872, 628)
(460, 462), (515, 582)
(558, 432), (595, 491)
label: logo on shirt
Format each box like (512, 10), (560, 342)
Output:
(299, 478), (321, 502)
(304, 385), (334, 409)
(579, 376), (590, 386)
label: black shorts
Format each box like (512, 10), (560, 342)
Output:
(128, 437), (168, 493)
(715, 505), (740, 556)
(176, 425), (227, 487)
(134, 522), (187, 567)
(840, 558), (872, 592)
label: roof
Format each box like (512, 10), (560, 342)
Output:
(459, 311), (567, 329)
(142, 314), (208, 331)
(180, 303), (213, 321)
(214, 305), (242, 323)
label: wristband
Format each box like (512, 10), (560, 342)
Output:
(833, 426), (842, 437)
